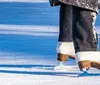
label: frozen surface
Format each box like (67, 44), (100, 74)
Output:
(0, 25), (100, 85)
(0, 2), (100, 85)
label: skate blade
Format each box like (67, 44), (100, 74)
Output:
(54, 65), (78, 71)
(78, 71), (89, 77)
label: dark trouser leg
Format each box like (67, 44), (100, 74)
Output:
(58, 4), (72, 42)
(72, 7), (100, 71)
(72, 7), (98, 52)
(57, 4), (75, 62)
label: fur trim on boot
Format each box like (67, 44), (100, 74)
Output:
(57, 42), (75, 61)
(76, 52), (100, 71)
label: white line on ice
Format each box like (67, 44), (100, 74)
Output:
(0, 24), (58, 36)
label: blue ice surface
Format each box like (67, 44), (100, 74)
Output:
(0, 2), (59, 26)
(0, 34), (58, 60)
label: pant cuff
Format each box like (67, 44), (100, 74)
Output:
(76, 51), (100, 63)
(57, 42), (75, 56)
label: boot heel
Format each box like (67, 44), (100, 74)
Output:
(57, 53), (69, 61)
(78, 60), (91, 71)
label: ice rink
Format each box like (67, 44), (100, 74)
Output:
(0, 1), (100, 85)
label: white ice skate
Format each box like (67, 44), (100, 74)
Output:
(76, 52), (100, 72)
(54, 42), (77, 71)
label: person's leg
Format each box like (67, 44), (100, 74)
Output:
(72, 7), (100, 71)
(57, 3), (75, 63)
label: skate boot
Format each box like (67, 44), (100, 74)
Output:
(76, 52), (100, 72)
(78, 60), (91, 72)
(54, 42), (76, 70)
(91, 61), (100, 70)
(57, 53), (75, 61)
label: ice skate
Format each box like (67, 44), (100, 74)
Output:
(54, 53), (77, 71)
(54, 53), (76, 70)
(76, 52), (100, 72)
(54, 42), (76, 70)
(78, 60), (91, 72)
